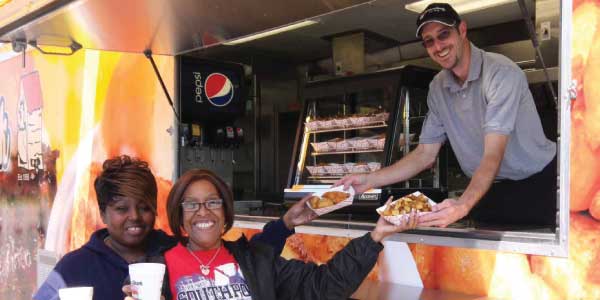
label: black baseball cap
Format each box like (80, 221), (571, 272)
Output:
(415, 3), (461, 38)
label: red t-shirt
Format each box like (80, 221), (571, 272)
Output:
(165, 243), (252, 300)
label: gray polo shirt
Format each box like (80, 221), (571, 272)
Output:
(419, 44), (556, 180)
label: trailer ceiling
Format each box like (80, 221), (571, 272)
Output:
(192, 0), (536, 63)
(0, 0), (374, 55)
(0, 0), (534, 57)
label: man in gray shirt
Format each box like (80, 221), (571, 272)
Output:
(336, 3), (557, 227)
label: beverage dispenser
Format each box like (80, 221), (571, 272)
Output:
(177, 57), (247, 186)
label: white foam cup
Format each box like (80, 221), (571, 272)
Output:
(58, 286), (93, 300)
(128, 263), (166, 300)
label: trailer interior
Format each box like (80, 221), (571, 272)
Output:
(0, 0), (570, 256)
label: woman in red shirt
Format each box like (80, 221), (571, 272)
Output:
(155, 169), (418, 300)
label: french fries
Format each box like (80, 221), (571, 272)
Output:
(382, 193), (432, 216)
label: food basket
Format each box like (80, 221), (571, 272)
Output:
(376, 191), (436, 226)
(307, 186), (355, 215)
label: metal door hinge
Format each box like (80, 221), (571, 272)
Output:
(568, 79), (578, 101)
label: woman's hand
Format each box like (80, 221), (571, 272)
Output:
(122, 284), (165, 300)
(283, 194), (319, 230)
(123, 284), (134, 300)
(370, 196), (418, 243)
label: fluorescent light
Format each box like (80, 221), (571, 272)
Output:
(223, 20), (318, 45)
(405, 0), (516, 15)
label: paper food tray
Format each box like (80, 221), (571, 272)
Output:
(306, 185), (355, 216)
(376, 191), (436, 226)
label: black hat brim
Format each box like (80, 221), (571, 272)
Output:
(416, 19), (457, 38)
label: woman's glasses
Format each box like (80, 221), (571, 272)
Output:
(181, 199), (223, 212)
(421, 28), (453, 48)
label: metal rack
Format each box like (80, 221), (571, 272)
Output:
(286, 66), (446, 208)
(306, 122), (387, 133)
(311, 149), (384, 156)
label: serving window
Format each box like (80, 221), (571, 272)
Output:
(184, 0), (569, 256)
(239, 0), (569, 257)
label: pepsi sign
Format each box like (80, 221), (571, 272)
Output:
(179, 57), (245, 123)
(204, 73), (234, 107)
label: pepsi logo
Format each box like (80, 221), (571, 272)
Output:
(205, 73), (234, 107)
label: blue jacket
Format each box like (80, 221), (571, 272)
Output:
(33, 219), (293, 300)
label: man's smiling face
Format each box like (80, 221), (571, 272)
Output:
(421, 21), (467, 72)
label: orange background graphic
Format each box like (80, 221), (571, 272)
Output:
(0, 49), (176, 298)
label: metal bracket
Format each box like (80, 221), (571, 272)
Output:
(143, 49), (181, 122)
(10, 38), (82, 67)
(28, 39), (82, 56)
(568, 79), (578, 101)
(11, 39), (27, 67)
(11, 39), (27, 52)
(517, 0), (558, 107)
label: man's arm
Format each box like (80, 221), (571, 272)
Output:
(370, 143), (442, 188)
(419, 133), (509, 227)
(336, 143), (442, 193)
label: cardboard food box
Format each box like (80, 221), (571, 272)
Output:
(306, 186), (355, 216)
(376, 191), (436, 226)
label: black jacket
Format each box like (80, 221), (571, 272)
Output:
(225, 233), (383, 300)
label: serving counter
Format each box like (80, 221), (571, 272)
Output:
(350, 281), (498, 300)
(234, 213), (557, 255)
(234, 214), (514, 300)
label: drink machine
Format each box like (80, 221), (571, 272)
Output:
(178, 57), (247, 186)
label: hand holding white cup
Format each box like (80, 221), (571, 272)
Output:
(128, 263), (165, 300)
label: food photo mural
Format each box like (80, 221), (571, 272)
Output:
(0, 48), (176, 298)
(1, 1), (600, 299)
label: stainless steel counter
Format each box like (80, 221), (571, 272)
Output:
(350, 281), (502, 300)
(234, 215), (506, 299)
(234, 214), (563, 256)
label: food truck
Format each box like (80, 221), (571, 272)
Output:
(1, 0), (598, 299)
